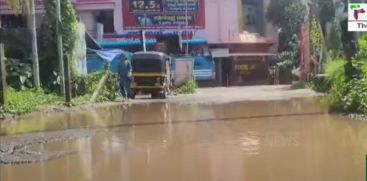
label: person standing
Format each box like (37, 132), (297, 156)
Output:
(118, 56), (133, 100)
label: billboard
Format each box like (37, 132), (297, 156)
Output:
(75, 0), (113, 3)
(123, 0), (205, 30)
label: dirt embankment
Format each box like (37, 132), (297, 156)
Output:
(1, 85), (323, 122)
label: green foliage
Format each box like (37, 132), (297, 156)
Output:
(71, 94), (91, 106)
(357, 33), (367, 59)
(6, 58), (33, 90)
(326, 19), (343, 54)
(267, 0), (306, 51)
(277, 51), (296, 70)
(277, 35), (300, 70)
(324, 33), (367, 113)
(41, 0), (78, 57)
(311, 75), (330, 93)
(175, 78), (198, 94)
(324, 59), (346, 110)
(342, 78), (367, 113)
(3, 0), (30, 14)
(3, 89), (61, 115)
(38, 0), (79, 92)
(312, 0), (335, 29)
(325, 59), (345, 82)
(310, 17), (322, 56)
(73, 71), (118, 102)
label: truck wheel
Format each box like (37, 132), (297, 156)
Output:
(130, 93), (135, 99)
(159, 91), (167, 99)
(151, 92), (158, 99)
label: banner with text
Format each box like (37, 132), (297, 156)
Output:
(122, 0), (205, 30)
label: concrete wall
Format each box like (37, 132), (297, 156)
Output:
(204, 0), (241, 43)
(79, 11), (97, 36)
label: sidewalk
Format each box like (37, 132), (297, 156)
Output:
(132, 85), (323, 105)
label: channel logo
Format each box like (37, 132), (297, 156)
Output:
(350, 4), (366, 20)
(348, 3), (367, 32)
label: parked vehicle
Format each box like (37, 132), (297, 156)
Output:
(130, 51), (172, 99)
(98, 37), (216, 82)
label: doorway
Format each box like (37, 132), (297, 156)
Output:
(221, 58), (233, 87)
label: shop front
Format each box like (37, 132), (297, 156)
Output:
(230, 54), (275, 86)
(210, 41), (276, 87)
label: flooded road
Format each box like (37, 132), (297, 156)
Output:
(1, 98), (367, 181)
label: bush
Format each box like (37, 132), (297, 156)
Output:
(342, 78), (367, 113)
(3, 89), (61, 115)
(311, 74), (330, 93)
(325, 59), (346, 108)
(325, 33), (367, 113)
(175, 78), (198, 94)
(6, 58), (33, 90)
(73, 71), (118, 102)
(71, 94), (92, 106)
(325, 59), (346, 82)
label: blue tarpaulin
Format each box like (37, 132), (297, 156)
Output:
(87, 49), (133, 73)
(93, 49), (132, 63)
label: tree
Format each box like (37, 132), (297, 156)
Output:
(310, 0), (335, 32)
(266, 0), (306, 51)
(4, 0), (40, 88)
(38, 0), (78, 93)
(4, 0), (29, 14)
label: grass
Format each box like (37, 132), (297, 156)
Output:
(175, 78), (198, 94)
(71, 94), (92, 106)
(3, 88), (62, 115)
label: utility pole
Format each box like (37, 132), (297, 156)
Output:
(64, 55), (71, 106)
(56, 0), (65, 97)
(0, 18), (7, 105)
(142, 30), (146, 52)
(185, 0), (189, 56)
(29, 0), (40, 88)
(142, 12), (147, 52)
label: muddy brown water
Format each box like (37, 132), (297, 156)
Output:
(1, 98), (367, 181)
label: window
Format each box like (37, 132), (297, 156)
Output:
(0, 15), (27, 28)
(95, 10), (114, 33)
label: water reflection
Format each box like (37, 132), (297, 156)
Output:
(3, 98), (367, 181)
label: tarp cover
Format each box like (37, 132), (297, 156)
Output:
(92, 49), (132, 63)
(87, 49), (133, 73)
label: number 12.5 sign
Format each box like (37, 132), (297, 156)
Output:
(130, 0), (163, 13)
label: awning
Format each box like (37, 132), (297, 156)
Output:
(98, 39), (208, 48)
(229, 53), (277, 57)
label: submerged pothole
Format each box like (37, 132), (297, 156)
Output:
(0, 129), (95, 165)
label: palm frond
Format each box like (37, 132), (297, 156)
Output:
(5, 0), (30, 15)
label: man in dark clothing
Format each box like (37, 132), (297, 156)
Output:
(117, 56), (133, 100)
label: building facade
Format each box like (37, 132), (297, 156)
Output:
(0, 0), (278, 43)
(0, 0), (279, 86)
